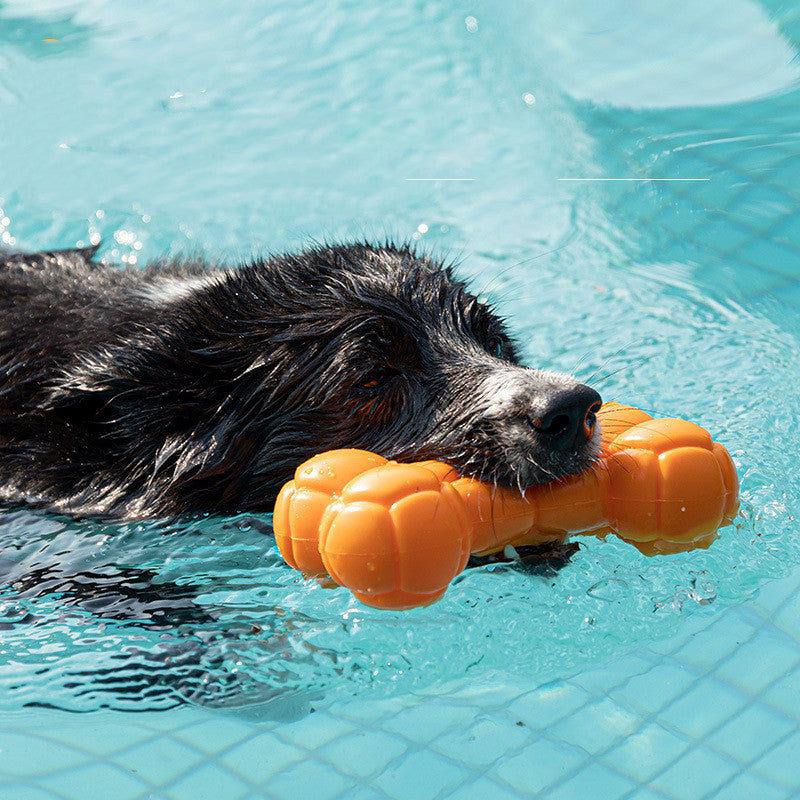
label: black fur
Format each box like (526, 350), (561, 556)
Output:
(0, 242), (600, 518)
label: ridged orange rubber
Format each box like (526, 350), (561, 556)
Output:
(272, 402), (739, 609)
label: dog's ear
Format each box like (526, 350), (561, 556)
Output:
(54, 243), (101, 262)
(3, 244), (100, 272)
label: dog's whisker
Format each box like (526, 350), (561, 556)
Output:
(579, 338), (644, 385)
(476, 243), (573, 299)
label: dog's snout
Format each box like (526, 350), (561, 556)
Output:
(530, 384), (602, 450)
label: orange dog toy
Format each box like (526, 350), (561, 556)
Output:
(273, 403), (739, 609)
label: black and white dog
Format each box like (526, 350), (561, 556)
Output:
(0, 242), (601, 519)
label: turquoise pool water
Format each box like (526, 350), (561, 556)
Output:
(1, 0), (800, 797)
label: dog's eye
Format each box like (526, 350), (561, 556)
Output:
(360, 365), (396, 390)
(487, 336), (504, 358)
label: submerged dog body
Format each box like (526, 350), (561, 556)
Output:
(0, 243), (601, 518)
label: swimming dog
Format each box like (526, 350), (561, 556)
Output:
(0, 242), (601, 519)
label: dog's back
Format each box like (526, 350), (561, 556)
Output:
(0, 247), (224, 515)
(1, 246), (215, 374)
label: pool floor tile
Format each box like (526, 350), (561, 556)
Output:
(762, 666), (800, 717)
(602, 723), (690, 783)
(569, 655), (654, 696)
(649, 745), (740, 800)
(749, 730), (800, 790)
(331, 695), (411, 727)
(657, 678), (747, 740)
(706, 702), (796, 765)
(174, 718), (257, 754)
(117, 736), (206, 786)
(0, 733), (86, 778)
(622, 788), (671, 800)
(550, 697), (641, 755)
(218, 732), (306, 785)
(445, 775), (524, 800)
(492, 739), (587, 795)
(672, 615), (758, 673)
(317, 730), (408, 779)
(736, 236), (800, 282)
(613, 662), (698, 717)
(0, 786), (62, 800)
(382, 702), (476, 744)
(371, 748), (470, 800)
(506, 682), (592, 729)
(713, 772), (793, 800)
(714, 631), (800, 696)
(772, 591), (800, 639)
(430, 717), (529, 769)
(278, 711), (357, 750)
(31, 717), (162, 759)
(166, 761), (254, 800)
(38, 762), (150, 800)
(546, 761), (637, 800)
(265, 756), (358, 800)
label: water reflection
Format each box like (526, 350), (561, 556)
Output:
(515, 0), (800, 108)
(0, 3), (94, 57)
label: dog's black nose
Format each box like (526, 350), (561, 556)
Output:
(530, 384), (602, 450)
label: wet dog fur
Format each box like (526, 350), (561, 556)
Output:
(0, 242), (601, 519)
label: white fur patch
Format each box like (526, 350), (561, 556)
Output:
(140, 273), (225, 305)
(481, 367), (576, 417)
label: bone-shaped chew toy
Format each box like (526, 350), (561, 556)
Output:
(273, 402), (739, 609)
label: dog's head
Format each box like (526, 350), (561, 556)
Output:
(217, 243), (602, 501)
